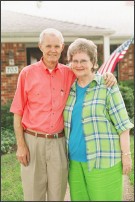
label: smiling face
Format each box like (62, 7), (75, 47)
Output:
(71, 52), (94, 78)
(39, 34), (64, 69)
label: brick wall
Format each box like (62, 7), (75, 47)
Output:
(1, 43), (26, 105)
(1, 43), (134, 105)
(118, 44), (134, 81)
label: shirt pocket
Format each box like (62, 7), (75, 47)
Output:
(28, 90), (48, 105)
(53, 88), (68, 110)
(28, 90), (40, 98)
(60, 89), (68, 105)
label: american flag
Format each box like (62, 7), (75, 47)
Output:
(98, 38), (134, 74)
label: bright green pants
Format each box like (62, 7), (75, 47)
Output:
(69, 160), (123, 201)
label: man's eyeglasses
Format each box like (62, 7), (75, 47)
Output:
(71, 59), (90, 66)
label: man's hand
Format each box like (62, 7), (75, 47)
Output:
(103, 72), (117, 87)
(16, 143), (30, 166)
(14, 114), (30, 166)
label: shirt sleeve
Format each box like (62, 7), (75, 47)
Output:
(106, 84), (134, 134)
(10, 69), (27, 116)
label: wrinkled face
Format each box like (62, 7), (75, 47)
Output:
(39, 34), (64, 65)
(71, 52), (93, 78)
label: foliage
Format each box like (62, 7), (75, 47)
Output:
(1, 101), (16, 154)
(118, 81), (134, 135)
(1, 100), (14, 130)
(119, 80), (134, 92)
(1, 128), (16, 154)
(118, 84), (134, 121)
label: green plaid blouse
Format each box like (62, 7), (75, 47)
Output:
(64, 73), (134, 171)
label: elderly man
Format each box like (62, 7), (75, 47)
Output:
(10, 28), (116, 201)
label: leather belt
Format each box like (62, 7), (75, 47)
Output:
(24, 129), (64, 139)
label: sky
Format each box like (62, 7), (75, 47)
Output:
(1, 1), (134, 36)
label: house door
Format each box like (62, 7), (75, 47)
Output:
(27, 48), (42, 65)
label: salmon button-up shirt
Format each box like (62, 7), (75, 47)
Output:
(10, 58), (75, 133)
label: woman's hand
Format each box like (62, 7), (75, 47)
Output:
(122, 154), (132, 175)
(120, 130), (132, 175)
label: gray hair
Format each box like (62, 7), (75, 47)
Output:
(39, 28), (64, 44)
(67, 38), (98, 71)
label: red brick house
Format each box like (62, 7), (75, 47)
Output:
(1, 10), (134, 104)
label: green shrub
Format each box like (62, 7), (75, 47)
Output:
(119, 80), (134, 92)
(1, 128), (16, 154)
(1, 101), (16, 154)
(118, 83), (134, 134)
(1, 100), (13, 131)
(119, 85), (134, 120)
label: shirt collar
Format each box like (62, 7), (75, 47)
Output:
(93, 73), (102, 85)
(71, 73), (102, 92)
(39, 57), (60, 72)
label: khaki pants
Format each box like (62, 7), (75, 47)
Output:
(21, 132), (68, 201)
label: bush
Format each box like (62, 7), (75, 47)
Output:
(118, 83), (134, 134)
(118, 84), (134, 120)
(1, 101), (13, 131)
(1, 101), (16, 154)
(119, 80), (134, 92)
(1, 128), (16, 154)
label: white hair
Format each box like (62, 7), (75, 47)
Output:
(39, 28), (64, 44)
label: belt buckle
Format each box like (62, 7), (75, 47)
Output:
(54, 133), (58, 138)
(46, 133), (58, 138)
(46, 133), (50, 138)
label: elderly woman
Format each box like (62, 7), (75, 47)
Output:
(64, 38), (134, 201)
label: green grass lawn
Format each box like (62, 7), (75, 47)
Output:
(1, 135), (134, 201)
(1, 153), (23, 201)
